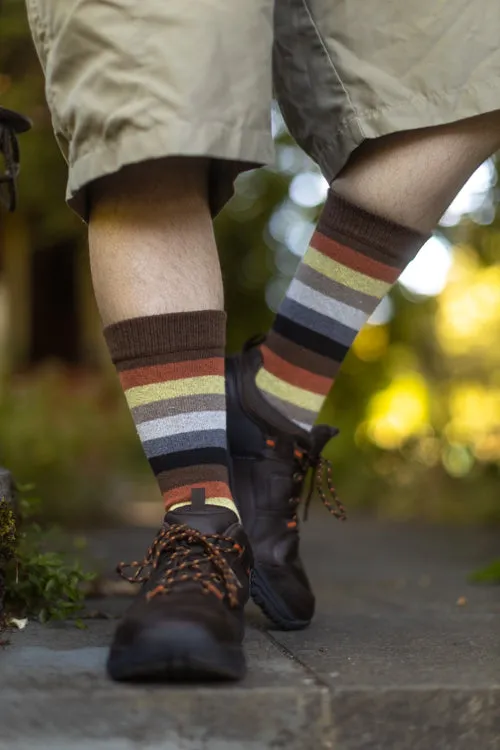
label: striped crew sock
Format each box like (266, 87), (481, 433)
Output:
(256, 191), (429, 430)
(104, 310), (239, 517)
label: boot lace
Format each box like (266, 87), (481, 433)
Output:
(285, 428), (346, 527)
(244, 335), (346, 528)
(117, 524), (245, 607)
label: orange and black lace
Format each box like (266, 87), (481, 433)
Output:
(117, 524), (245, 607)
(288, 445), (346, 527)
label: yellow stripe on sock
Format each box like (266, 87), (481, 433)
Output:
(169, 497), (241, 521)
(256, 368), (324, 413)
(304, 247), (390, 298)
(125, 375), (225, 409)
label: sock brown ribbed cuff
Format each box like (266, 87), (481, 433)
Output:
(104, 310), (227, 364)
(318, 190), (431, 267)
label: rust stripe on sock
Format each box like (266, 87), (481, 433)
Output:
(115, 348), (222, 373)
(260, 345), (332, 395)
(318, 191), (429, 265)
(311, 232), (400, 283)
(119, 357), (224, 389)
(265, 331), (341, 379)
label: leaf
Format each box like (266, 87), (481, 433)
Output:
(44, 578), (56, 595)
(2, 486), (94, 625)
(469, 560), (500, 585)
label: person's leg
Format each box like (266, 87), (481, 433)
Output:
(255, 112), (500, 430)
(90, 158), (223, 322)
(26, 0), (272, 683)
(227, 112), (500, 630)
(90, 158), (236, 516)
(225, 0), (500, 633)
(333, 109), (500, 232)
(88, 158), (251, 681)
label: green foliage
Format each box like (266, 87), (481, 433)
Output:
(2, 490), (94, 623)
(469, 560), (500, 585)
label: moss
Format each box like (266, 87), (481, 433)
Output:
(0, 498), (17, 563)
(0, 497), (17, 632)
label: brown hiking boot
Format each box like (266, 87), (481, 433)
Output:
(226, 340), (345, 630)
(107, 489), (252, 682)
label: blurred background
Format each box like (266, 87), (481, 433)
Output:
(1, 0), (499, 530)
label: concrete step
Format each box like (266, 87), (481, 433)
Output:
(1, 514), (499, 749)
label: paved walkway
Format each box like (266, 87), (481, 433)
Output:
(2, 511), (499, 749)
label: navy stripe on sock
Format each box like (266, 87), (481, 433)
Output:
(280, 298), (358, 348)
(273, 314), (350, 363)
(149, 447), (229, 476)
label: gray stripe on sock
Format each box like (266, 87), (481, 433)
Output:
(137, 410), (226, 442)
(132, 393), (226, 424)
(287, 279), (368, 331)
(142, 429), (227, 459)
(296, 263), (379, 314)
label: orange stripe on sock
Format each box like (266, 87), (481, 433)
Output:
(163, 481), (232, 511)
(311, 233), (400, 283)
(119, 357), (224, 389)
(261, 345), (333, 395)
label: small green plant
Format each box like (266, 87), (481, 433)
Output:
(469, 560), (500, 585)
(1, 489), (95, 626)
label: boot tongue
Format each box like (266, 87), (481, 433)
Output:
(164, 488), (239, 536)
(309, 424), (339, 458)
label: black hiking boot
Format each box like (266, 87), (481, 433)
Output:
(107, 488), (252, 682)
(226, 340), (345, 630)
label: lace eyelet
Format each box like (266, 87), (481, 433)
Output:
(116, 524), (243, 607)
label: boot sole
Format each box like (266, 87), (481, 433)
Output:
(251, 567), (312, 631)
(107, 622), (246, 682)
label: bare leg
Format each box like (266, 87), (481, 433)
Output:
(254, 110), (500, 429)
(89, 158), (251, 682)
(333, 110), (500, 232)
(89, 157), (223, 325)
(89, 154), (240, 524)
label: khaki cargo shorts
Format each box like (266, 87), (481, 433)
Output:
(26, 0), (500, 221)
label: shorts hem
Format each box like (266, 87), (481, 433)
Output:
(66, 118), (274, 221)
(316, 80), (500, 183)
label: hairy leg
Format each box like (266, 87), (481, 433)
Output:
(89, 157), (223, 325)
(89, 157), (237, 516)
(256, 111), (500, 429)
(334, 110), (500, 231)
